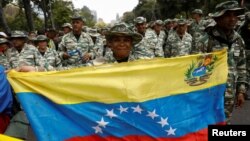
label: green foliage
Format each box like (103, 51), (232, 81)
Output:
(185, 61), (195, 79)
(133, 0), (158, 21)
(51, 0), (73, 29)
(122, 12), (135, 24)
(77, 6), (95, 27)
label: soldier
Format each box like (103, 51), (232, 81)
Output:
(6, 31), (46, 71)
(188, 9), (207, 54)
(58, 13), (94, 67)
(238, 12), (250, 91)
(46, 28), (57, 50)
(165, 19), (192, 57)
(133, 16), (156, 59)
(196, 1), (248, 124)
(35, 35), (62, 70)
(0, 38), (10, 70)
(144, 20), (164, 58)
(89, 23), (142, 65)
(62, 23), (72, 35)
(163, 19), (173, 39)
(87, 28), (104, 58)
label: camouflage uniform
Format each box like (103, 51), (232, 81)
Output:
(196, 1), (249, 124)
(238, 12), (250, 84)
(188, 19), (207, 53)
(0, 52), (9, 70)
(87, 29), (104, 58)
(6, 44), (45, 70)
(0, 38), (9, 69)
(103, 51), (135, 64)
(40, 48), (62, 70)
(58, 31), (94, 67)
(165, 31), (192, 57)
(197, 26), (248, 123)
(144, 29), (164, 57)
(6, 31), (46, 70)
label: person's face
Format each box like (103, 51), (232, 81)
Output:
(63, 27), (71, 34)
(154, 24), (163, 33)
(136, 23), (146, 34)
(37, 41), (48, 51)
(176, 24), (187, 35)
(11, 38), (26, 49)
(164, 23), (172, 30)
(0, 44), (8, 52)
(216, 11), (238, 31)
(109, 36), (133, 60)
(191, 13), (201, 21)
(72, 19), (84, 33)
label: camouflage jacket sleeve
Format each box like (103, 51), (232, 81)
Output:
(58, 35), (67, 60)
(83, 34), (95, 59)
(235, 39), (249, 94)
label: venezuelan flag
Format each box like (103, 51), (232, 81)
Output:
(7, 50), (227, 141)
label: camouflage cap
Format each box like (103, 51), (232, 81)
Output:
(191, 9), (203, 15)
(71, 13), (85, 22)
(10, 30), (27, 38)
(62, 23), (72, 29)
(211, 1), (244, 18)
(164, 19), (172, 24)
(155, 20), (163, 25)
(177, 19), (187, 25)
(35, 35), (48, 42)
(0, 38), (8, 45)
(134, 17), (147, 24)
(88, 28), (100, 37)
(105, 22), (142, 45)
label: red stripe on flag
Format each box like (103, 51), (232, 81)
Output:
(66, 128), (207, 141)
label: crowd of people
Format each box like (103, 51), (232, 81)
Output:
(0, 0), (249, 139)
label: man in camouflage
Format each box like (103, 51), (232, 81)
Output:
(238, 12), (250, 91)
(188, 9), (207, 54)
(58, 13), (94, 67)
(195, 1), (248, 124)
(133, 16), (157, 59)
(0, 38), (10, 70)
(89, 23), (142, 65)
(35, 35), (62, 70)
(165, 19), (192, 57)
(6, 31), (46, 71)
(142, 20), (165, 58)
(87, 28), (104, 58)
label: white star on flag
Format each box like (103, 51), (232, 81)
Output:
(92, 126), (103, 134)
(96, 117), (109, 128)
(118, 105), (128, 114)
(131, 105), (143, 114)
(157, 117), (169, 127)
(105, 109), (118, 119)
(166, 126), (177, 136)
(146, 109), (159, 120)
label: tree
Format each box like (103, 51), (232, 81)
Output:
(76, 6), (95, 27)
(133, 0), (159, 21)
(51, 0), (74, 29)
(0, 0), (12, 34)
(122, 12), (135, 24)
(22, 0), (34, 31)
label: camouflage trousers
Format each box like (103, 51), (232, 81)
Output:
(224, 73), (235, 124)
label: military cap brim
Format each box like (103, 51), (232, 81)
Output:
(105, 32), (142, 45)
(211, 7), (244, 18)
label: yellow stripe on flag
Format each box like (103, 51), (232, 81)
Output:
(7, 49), (228, 105)
(0, 134), (23, 141)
